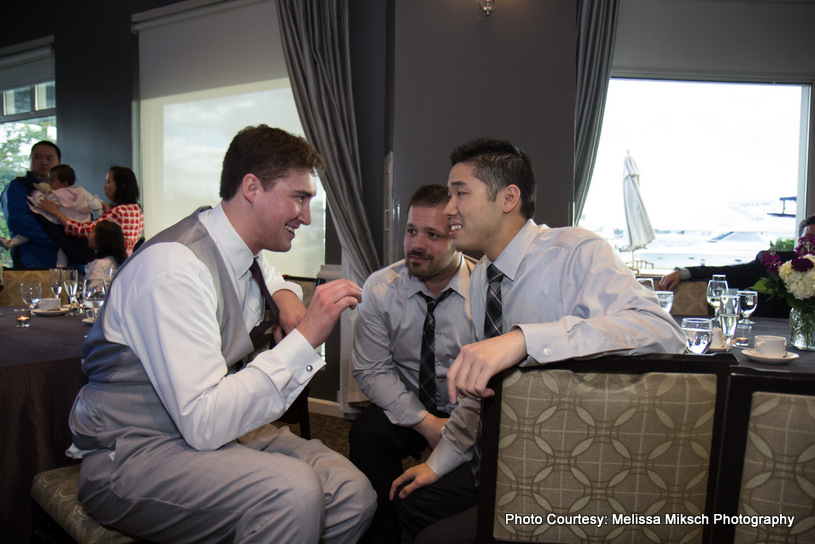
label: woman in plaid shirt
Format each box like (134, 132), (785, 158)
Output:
(40, 166), (144, 256)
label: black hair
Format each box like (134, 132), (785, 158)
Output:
(92, 220), (127, 267)
(108, 166), (140, 206)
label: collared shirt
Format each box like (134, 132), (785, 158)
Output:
(352, 256), (476, 428)
(99, 203), (321, 451)
(427, 220), (686, 478)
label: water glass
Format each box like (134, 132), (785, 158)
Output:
(719, 289), (740, 348)
(49, 268), (64, 300)
(681, 317), (713, 355)
(738, 290), (758, 324)
(655, 291), (674, 313)
(83, 278), (107, 321)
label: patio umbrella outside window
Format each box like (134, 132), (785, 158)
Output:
(621, 151), (656, 266)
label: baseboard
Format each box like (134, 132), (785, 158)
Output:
(308, 397), (353, 419)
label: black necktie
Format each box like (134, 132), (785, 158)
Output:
(474, 263), (504, 484)
(418, 289), (454, 414)
(249, 259), (280, 344)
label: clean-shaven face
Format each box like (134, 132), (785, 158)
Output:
(30, 144), (59, 180)
(252, 169), (316, 252)
(444, 162), (504, 257)
(404, 204), (459, 283)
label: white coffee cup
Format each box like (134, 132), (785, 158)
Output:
(754, 335), (786, 358)
(710, 327), (725, 349)
(38, 297), (61, 311)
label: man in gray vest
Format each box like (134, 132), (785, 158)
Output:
(67, 125), (375, 543)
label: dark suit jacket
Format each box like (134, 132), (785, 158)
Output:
(686, 250), (795, 318)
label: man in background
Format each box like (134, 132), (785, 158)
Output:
(0, 141), (61, 267)
(350, 183), (477, 544)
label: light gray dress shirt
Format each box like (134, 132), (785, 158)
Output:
(353, 255), (476, 428)
(427, 220), (687, 477)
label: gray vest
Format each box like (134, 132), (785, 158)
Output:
(70, 207), (254, 451)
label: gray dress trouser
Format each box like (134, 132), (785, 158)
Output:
(77, 424), (376, 544)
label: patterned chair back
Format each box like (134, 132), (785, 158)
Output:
(478, 353), (734, 544)
(714, 368), (815, 544)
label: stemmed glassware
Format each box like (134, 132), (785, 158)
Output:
(719, 289), (740, 348)
(63, 269), (80, 316)
(82, 278), (107, 321)
(655, 291), (674, 313)
(738, 290), (758, 325)
(681, 317), (713, 355)
(706, 274), (728, 316)
(20, 282), (42, 316)
(637, 277), (655, 291)
(49, 268), (63, 300)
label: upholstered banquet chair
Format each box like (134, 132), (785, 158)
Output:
(713, 367), (815, 544)
(477, 353), (734, 544)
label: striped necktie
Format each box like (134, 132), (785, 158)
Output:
(473, 263), (504, 484)
(418, 289), (454, 414)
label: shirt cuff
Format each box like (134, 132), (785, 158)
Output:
(678, 267), (691, 280)
(248, 329), (324, 399)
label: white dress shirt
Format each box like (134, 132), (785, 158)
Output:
(98, 204), (323, 451)
(352, 256), (476, 427)
(426, 220), (686, 477)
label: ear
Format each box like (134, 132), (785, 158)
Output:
(240, 174), (262, 203)
(501, 184), (522, 214)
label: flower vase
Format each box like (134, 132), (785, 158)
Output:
(790, 307), (815, 350)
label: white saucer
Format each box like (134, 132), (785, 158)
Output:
(33, 307), (69, 317)
(82, 317), (96, 325)
(742, 349), (799, 365)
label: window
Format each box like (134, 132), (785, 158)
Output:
(579, 79), (806, 269)
(140, 79), (326, 277)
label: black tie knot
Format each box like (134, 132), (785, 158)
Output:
(419, 289), (454, 313)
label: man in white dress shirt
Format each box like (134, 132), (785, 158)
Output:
(67, 125), (375, 543)
(390, 138), (686, 543)
(350, 183), (478, 544)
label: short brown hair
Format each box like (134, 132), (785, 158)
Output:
(408, 183), (449, 209)
(219, 125), (325, 200)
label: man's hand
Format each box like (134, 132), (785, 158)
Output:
(658, 270), (681, 290)
(413, 413), (447, 450)
(389, 463), (439, 500)
(272, 288), (307, 341)
(447, 329), (527, 404)
(296, 279), (362, 348)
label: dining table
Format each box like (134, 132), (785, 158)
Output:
(0, 306), (89, 543)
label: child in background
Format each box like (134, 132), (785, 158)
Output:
(0, 164), (103, 266)
(84, 220), (127, 281)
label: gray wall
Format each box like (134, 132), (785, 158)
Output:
(386, 0), (577, 262)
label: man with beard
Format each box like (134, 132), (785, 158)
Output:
(350, 183), (477, 544)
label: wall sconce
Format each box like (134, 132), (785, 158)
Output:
(479, 0), (496, 16)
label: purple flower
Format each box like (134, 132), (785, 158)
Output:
(797, 234), (815, 257)
(762, 251), (783, 272)
(791, 257), (815, 272)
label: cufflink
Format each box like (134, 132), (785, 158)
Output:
(306, 365), (313, 372)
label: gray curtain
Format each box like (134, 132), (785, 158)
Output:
(275, 0), (380, 285)
(574, 0), (620, 224)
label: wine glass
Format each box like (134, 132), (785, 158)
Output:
(681, 317), (713, 355)
(738, 290), (758, 325)
(83, 278), (107, 321)
(637, 277), (655, 291)
(20, 281), (42, 315)
(719, 289), (740, 348)
(706, 275), (728, 316)
(63, 269), (80, 316)
(49, 268), (63, 300)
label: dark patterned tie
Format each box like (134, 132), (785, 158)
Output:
(473, 263), (504, 483)
(249, 259), (280, 345)
(418, 289), (454, 414)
